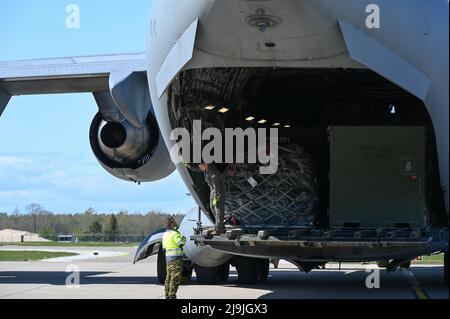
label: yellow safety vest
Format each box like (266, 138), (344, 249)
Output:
(162, 228), (186, 261)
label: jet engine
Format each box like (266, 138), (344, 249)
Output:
(89, 71), (175, 183)
(89, 111), (175, 183)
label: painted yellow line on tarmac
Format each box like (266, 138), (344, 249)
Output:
(413, 287), (429, 299)
(401, 268), (429, 299)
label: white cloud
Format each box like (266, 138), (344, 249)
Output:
(0, 156), (33, 167)
(0, 152), (195, 214)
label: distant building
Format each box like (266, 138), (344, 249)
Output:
(0, 229), (51, 243)
(57, 234), (78, 243)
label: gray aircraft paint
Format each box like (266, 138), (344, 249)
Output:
(0, 0), (448, 265)
(145, 0), (448, 215)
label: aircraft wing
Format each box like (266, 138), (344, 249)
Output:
(0, 52), (146, 95)
(0, 52), (176, 183)
(0, 52), (147, 116)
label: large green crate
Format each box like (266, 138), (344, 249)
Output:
(329, 126), (427, 229)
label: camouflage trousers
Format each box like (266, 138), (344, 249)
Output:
(165, 259), (183, 299)
(210, 192), (226, 233)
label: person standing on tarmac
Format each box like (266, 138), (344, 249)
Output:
(162, 217), (186, 299)
(198, 163), (228, 236)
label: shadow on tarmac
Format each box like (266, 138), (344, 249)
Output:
(0, 271), (160, 285)
(0, 266), (446, 299)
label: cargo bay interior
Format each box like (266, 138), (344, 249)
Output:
(168, 67), (447, 234)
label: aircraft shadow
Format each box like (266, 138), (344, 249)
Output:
(221, 267), (446, 299)
(0, 271), (161, 286)
(0, 266), (445, 299)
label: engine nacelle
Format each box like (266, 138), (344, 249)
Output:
(89, 111), (175, 183)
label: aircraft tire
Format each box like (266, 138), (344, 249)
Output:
(195, 265), (218, 285)
(157, 248), (167, 285)
(259, 259), (270, 282)
(181, 264), (193, 284)
(216, 263), (230, 283)
(236, 256), (260, 284)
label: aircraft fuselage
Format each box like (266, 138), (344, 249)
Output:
(145, 0), (449, 264)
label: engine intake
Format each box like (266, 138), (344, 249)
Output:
(90, 112), (174, 183)
(100, 122), (127, 149)
(98, 119), (151, 164)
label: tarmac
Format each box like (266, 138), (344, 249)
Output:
(0, 245), (448, 299)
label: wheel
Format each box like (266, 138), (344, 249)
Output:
(259, 259), (270, 282)
(216, 263), (230, 283)
(445, 252), (448, 287)
(157, 248), (167, 285)
(181, 264), (193, 284)
(195, 265), (218, 285)
(236, 256), (260, 284)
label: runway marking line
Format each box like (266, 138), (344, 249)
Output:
(401, 268), (429, 299)
(413, 287), (429, 299)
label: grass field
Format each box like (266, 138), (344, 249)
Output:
(0, 251), (79, 261)
(412, 254), (445, 265)
(0, 242), (138, 247)
(359, 254), (445, 265)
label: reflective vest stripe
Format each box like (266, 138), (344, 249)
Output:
(166, 248), (183, 256)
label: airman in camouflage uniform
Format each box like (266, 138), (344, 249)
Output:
(198, 163), (227, 235)
(165, 259), (183, 299)
(162, 217), (186, 299)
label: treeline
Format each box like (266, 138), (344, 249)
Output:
(0, 204), (184, 242)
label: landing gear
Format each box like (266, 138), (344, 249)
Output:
(259, 259), (270, 283)
(217, 263), (230, 283)
(157, 247), (167, 284)
(181, 264), (194, 283)
(157, 247), (193, 285)
(236, 257), (259, 284)
(195, 265), (217, 284)
(195, 262), (230, 285)
(236, 257), (270, 284)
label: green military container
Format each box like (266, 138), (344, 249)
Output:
(329, 126), (427, 229)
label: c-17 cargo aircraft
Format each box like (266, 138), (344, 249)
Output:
(0, 0), (448, 286)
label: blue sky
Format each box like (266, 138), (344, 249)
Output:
(0, 0), (195, 214)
